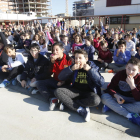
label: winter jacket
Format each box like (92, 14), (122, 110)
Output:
(50, 53), (72, 81)
(79, 44), (95, 61)
(20, 54), (51, 81)
(58, 61), (105, 96)
(98, 49), (112, 63)
(113, 49), (131, 65)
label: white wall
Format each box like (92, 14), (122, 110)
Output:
(129, 16), (140, 24)
(0, 13), (36, 21)
(94, 0), (140, 16)
(132, 0), (140, 4)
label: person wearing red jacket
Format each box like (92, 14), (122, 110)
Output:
(36, 42), (72, 110)
(101, 57), (140, 126)
(93, 40), (112, 71)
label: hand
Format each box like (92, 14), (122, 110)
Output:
(83, 64), (91, 71)
(57, 81), (65, 87)
(114, 94), (124, 104)
(71, 63), (81, 71)
(116, 49), (120, 56)
(2, 65), (8, 69)
(2, 65), (8, 72)
(126, 75), (135, 89)
(42, 44), (46, 49)
(21, 80), (27, 88)
(50, 54), (58, 63)
(120, 49), (125, 53)
(31, 78), (36, 83)
(97, 58), (102, 62)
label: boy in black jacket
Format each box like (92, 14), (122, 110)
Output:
(17, 43), (51, 94)
(54, 49), (104, 122)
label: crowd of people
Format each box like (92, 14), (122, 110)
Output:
(0, 19), (140, 126)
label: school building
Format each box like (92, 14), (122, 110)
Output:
(94, 0), (140, 30)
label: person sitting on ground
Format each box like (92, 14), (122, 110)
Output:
(102, 57), (140, 126)
(23, 33), (31, 52)
(36, 42), (72, 110)
(15, 33), (25, 50)
(0, 44), (26, 88)
(62, 35), (71, 55)
(131, 33), (137, 45)
(126, 34), (136, 56)
(107, 40), (131, 73)
(17, 43), (51, 94)
(54, 49), (104, 122)
(93, 40), (112, 71)
(38, 36), (48, 56)
(4, 32), (11, 44)
(72, 35), (83, 54)
(79, 36), (95, 61)
(105, 32), (113, 50)
(111, 33), (119, 52)
(31, 34), (40, 45)
(119, 33), (124, 41)
(93, 33), (100, 54)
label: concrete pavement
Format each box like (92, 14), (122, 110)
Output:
(0, 54), (140, 139)
(0, 87), (139, 140)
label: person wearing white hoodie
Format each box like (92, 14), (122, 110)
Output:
(0, 44), (26, 88)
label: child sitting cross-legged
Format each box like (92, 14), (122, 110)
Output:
(0, 44), (26, 88)
(17, 43), (51, 94)
(93, 40), (112, 71)
(36, 42), (72, 110)
(54, 49), (104, 122)
(107, 40), (131, 73)
(102, 57), (140, 126)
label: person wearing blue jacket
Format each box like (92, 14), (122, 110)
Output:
(54, 49), (104, 122)
(108, 40), (131, 73)
(79, 36), (95, 61)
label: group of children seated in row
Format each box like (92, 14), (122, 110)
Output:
(0, 39), (140, 126)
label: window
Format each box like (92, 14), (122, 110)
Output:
(106, 0), (131, 7)
(107, 16), (129, 24)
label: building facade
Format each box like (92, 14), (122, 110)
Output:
(8, 0), (50, 17)
(94, 0), (140, 30)
(73, 0), (94, 17)
(0, 0), (14, 13)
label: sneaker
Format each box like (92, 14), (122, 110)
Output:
(129, 113), (140, 126)
(11, 78), (17, 86)
(49, 98), (59, 111)
(78, 107), (90, 122)
(31, 89), (39, 94)
(0, 80), (10, 88)
(59, 103), (64, 111)
(102, 105), (111, 113)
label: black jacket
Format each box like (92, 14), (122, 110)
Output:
(0, 49), (8, 66)
(20, 54), (51, 81)
(0, 32), (8, 65)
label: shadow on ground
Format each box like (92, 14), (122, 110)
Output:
(0, 74), (139, 138)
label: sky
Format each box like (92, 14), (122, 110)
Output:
(51, 0), (76, 16)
